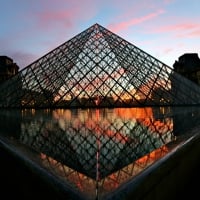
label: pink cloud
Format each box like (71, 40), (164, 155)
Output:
(163, 0), (175, 3)
(163, 48), (174, 54)
(177, 26), (200, 38)
(159, 23), (200, 38)
(154, 23), (199, 33)
(36, 10), (74, 30)
(33, 0), (97, 30)
(108, 9), (165, 33)
(189, 29), (200, 37)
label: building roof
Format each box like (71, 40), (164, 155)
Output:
(176, 53), (200, 71)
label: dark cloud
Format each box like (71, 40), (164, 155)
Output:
(7, 51), (38, 70)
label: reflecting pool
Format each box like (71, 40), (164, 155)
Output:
(0, 106), (200, 199)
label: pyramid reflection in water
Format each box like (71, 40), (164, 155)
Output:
(1, 24), (200, 108)
(1, 106), (200, 199)
(20, 108), (173, 180)
(18, 108), (174, 199)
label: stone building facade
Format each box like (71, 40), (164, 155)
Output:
(0, 56), (19, 84)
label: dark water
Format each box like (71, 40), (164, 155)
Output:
(0, 106), (200, 199)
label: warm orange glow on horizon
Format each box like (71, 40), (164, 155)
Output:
(52, 107), (173, 145)
(114, 107), (173, 135)
(114, 107), (153, 119)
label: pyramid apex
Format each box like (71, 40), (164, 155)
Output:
(92, 23), (102, 28)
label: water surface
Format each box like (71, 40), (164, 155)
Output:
(0, 106), (200, 199)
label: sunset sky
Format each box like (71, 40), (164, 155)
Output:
(0, 0), (199, 70)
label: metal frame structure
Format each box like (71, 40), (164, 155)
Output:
(1, 23), (200, 108)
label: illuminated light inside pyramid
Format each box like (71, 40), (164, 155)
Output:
(1, 23), (200, 108)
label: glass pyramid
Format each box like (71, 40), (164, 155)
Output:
(1, 23), (200, 108)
